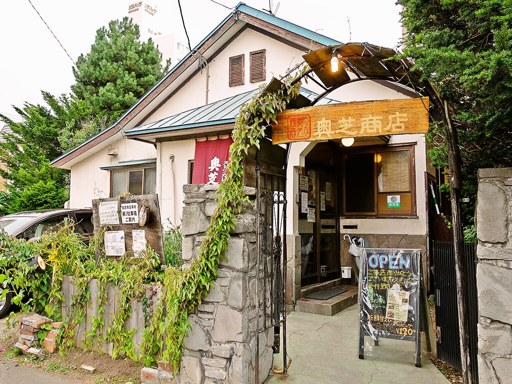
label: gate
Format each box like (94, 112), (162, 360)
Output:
(432, 241), (478, 382)
(255, 162), (288, 380)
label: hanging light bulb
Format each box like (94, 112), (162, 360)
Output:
(330, 52), (339, 73)
(341, 137), (354, 147)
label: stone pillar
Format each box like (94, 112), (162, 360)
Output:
(476, 168), (512, 383)
(178, 184), (274, 384)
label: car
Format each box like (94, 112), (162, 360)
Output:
(0, 208), (93, 317)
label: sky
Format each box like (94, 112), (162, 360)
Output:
(0, 0), (403, 121)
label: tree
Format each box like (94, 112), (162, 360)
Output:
(398, 1), (512, 383)
(398, 0), (512, 224)
(0, 17), (168, 212)
(71, 17), (168, 126)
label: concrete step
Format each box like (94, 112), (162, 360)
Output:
(297, 285), (358, 316)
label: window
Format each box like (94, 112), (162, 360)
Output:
(250, 49), (266, 83)
(229, 54), (245, 87)
(343, 146), (415, 216)
(111, 167), (156, 197)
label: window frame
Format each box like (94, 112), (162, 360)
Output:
(110, 166), (156, 197)
(342, 145), (416, 217)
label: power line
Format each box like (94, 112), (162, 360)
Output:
(177, 0), (192, 52)
(26, 0), (76, 66)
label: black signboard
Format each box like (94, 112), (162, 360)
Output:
(358, 248), (421, 367)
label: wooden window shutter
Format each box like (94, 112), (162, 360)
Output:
(250, 49), (266, 83)
(229, 54), (245, 87)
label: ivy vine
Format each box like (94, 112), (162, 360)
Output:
(0, 70), (304, 370)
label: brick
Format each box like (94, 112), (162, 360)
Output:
(45, 329), (58, 341)
(19, 334), (38, 342)
(15, 342), (30, 353)
(157, 360), (174, 374)
(141, 367), (158, 384)
(42, 338), (58, 354)
(22, 314), (51, 329)
(27, 347), (44, 358)
(80, 364), (96, 373)
(20, 324), (36, 334)
(51, 322), (63, 329)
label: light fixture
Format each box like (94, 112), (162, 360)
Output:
(330, 51), (339, 73)
(341, 137), (354, 147)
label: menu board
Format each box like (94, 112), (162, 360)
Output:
(358, 248), (421, 366)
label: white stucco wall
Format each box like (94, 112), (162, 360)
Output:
(68, 136), (156, 208)
(146, 28), (308, 122)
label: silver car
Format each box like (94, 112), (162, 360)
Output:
(0, 208), (93, 317)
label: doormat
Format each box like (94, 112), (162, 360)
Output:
(304, 285), (350, 300)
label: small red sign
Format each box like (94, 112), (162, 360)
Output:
(287, 115), (311, 141)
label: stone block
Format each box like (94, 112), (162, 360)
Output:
(205, 201), (218, 217)
(182, 205), (209, 236)
(228, 273), (247, 310)
(202, 357), (227, 368)
(222, 238), (248, 272)
(184, 315), (209, 352)
(476, 182), (508, 243)
(477, 263), (512, 324)
(205, 282), (224, 303)
(478, 355), (499, 384)
(232, 214), (256, 234)
(492, 358), (512, 384)
(20, 324), (36, 335)
(211, 345), (234, 359)
(478, 244), (512, 261)
(204, 366), (227, 380)
(179, 355), (203, 384)
(141, 367), (159, 384)
(15, 342), (29, 353)
(212, 305), (245, 343)
(478, 322), (512, 355)
(182, 236), (195, 261)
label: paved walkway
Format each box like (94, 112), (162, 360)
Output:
(268, 305), (449, 384)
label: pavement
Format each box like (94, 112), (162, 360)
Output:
(0, 359), (83, 384)
(267, 304), (450, 384)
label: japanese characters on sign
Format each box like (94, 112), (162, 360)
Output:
(359, 248), (421, 341)
(121, 202), (139, 224)
(272, 98), (429, 144)
(99, 200), (120, 225)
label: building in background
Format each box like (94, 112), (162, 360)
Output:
(127, 0), (187, 67)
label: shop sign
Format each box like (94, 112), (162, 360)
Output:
(358, 248), (422, 366)
(272, 97), (429, 144)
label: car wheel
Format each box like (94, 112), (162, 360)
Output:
(0, 288), (12, 318)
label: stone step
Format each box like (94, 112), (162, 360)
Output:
(296, 285), (358, 316)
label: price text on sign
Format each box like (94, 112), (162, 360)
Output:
(272, 97), (429, 144)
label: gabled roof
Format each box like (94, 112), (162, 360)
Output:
(51, 2), (340, 170)
(125, 87), (339, 142)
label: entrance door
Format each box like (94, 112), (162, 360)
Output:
(299, 145), (340, 286)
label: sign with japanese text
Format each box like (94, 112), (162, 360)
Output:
(359, 248), (420, 341)
(272, 98), (429, 144)
(191, 137), (232, 185)
(358, 248), (422, 365)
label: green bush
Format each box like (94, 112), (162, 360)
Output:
(163, 224), (182, 267)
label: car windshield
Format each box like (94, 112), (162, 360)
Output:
(0, 216), (36, 236)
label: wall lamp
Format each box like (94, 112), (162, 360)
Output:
(330, 50), (339, 73)
(341, 137), (354, 147)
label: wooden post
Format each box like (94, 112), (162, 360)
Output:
(443, 100), (471, 384)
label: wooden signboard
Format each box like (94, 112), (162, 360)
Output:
(358, 248), (422, 367)
(272, 97), (429, 144)
(92, 194), (164, 263)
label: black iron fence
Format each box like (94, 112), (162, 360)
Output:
(432, 240), (478, 382)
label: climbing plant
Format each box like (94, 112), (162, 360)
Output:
(0, 70), (304, 370)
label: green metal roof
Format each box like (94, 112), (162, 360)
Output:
(99, 158), (156, 170)
(126, 88), (338, 138)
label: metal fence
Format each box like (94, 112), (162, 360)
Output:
(432, 241), (478, 382)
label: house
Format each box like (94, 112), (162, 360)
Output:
(52, 3), (433, 305)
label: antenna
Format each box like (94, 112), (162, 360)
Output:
(210, 0), (236, 10)
(263, 0), (280, 15)
(347, 17), (352, 42)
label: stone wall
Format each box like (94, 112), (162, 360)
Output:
(476, 168), (512, 383)
(178, 184), (274, 384)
